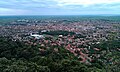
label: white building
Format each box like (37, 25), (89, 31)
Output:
(30, 33), (44, 39)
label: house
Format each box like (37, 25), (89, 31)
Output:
(30, 33), (44, 39)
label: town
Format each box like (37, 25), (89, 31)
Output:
(0, 16), (120, 66)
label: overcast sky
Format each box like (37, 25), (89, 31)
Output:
(0, 0), (120, 15)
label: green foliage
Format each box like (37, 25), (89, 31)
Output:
(41, 30), (75, 36)
(0, 37), (119, 72)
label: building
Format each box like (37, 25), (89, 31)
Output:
(30, 33), (44, 39)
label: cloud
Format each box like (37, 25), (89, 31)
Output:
(0, 8), (29, 15)
(0, 0), (120, 9)
(54, 0), (120, 6)
(0, 0), (120, 15)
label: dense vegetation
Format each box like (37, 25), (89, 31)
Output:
(40, 30), (75, 36)
(0, 37), (119, 72)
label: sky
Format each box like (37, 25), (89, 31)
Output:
(0, 0), (120, 15)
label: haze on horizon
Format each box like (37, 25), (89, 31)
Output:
(0, 0), (120, 15)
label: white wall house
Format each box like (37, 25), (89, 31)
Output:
(30, 33), (44, 39)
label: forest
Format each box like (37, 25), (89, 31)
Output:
(0, 37), (119, 72)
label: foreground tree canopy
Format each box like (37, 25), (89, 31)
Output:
(0, 37), (119, 72)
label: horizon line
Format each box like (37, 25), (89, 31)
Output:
(0, 14), (120, 16)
